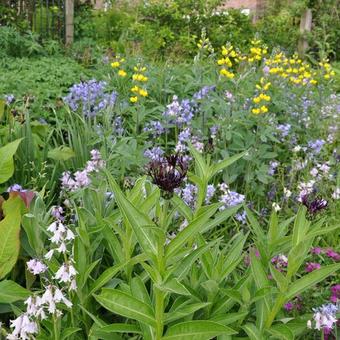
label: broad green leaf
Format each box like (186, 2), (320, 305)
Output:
(166, 203), (219, 258)
(242, 324), (263, 340)
(0, 280), (30, 303)
(47, 146), (75, 161)
(95, 289), (156, 327)
(209, 151), (246, 180)
(0, 139), (23, 184)
(0, 196), (23, 279)
(162, 321), (237, 340)
(286, 263), (340, 301)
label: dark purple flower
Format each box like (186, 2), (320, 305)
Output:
(301, 195), (328, 215)
(147, 154), (188, 197)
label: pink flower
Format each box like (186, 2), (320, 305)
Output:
(311, 247), (322, 255)
(325, 249), (340, 261)
(284, 302), (294, 311)
(305, 262), (321, 272)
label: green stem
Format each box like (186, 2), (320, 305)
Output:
(53, 315), (59, 340)
(155, 287), (165, 340)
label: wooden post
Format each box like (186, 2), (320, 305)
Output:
(298, 8), (312, 57)
(65, 0), (74, 45)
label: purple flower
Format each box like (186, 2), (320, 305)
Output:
(308, 139), (325, 154)
(144, 121), (165, 137)
(268, 161), (279, 175)
(276, 123), (291, 138)
(63, 80), (117, 117)
(311, 247), (322, 255)
(5, 94), (15, 105)
(284, 302), (294, 311)
(325, 249), (340, 261)
(305, 262), (321, 272)
(163, 95), (195, 125)
(144, 147), (164, 161)
(147, 154), (188, 196)
(330, 284), (340, 303)
(7, 184), (26, 192)
(301, 195), (328, 215)
(193, 85), (215, 100)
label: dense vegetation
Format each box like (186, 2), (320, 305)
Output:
(0, 0), (339, 339)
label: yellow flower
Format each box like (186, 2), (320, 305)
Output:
(310, 79), (317, 85)
(253, 97), (261, 104)
(260, 106), (268, 113)
(252, 108), (261, 114)
(217, 59), (225, 65)
(111, 61), (120, 68)
(220, 69), (234, 79)
(139, 89), (148, 97)
(118, 69), (127, 77)
(130, 96), (138, 103)
(131, 86), (139, 93)
(324, 74), (330, 80)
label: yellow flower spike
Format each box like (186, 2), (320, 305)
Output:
(118, 69), (127, 77)
(130, 96), (138, 103)
(111, 61), (120, 68)
(260, 106), (268, 113)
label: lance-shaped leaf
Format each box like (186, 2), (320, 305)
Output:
(165, 203), (220, 258)
(95, 289), (156, 327)
(106, 171), (159, 260)
(208, 151), (247, 180)
(286, 263), (340, 301)
(162, 320), (237, 339)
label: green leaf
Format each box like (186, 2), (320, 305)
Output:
(0, 196), (23, 279)
(189, 145), (208, 179)
(0, 139), (23, 184)
(210, 312), (248, 325)
(164, 303), (211, 324)
(159, 278), (191, 295)
(166, 203), (219, 258)
(162, 321), (237, 340)
(291, 207), (309, 247)
(270, 266), (289, 293)
(267, 324), (294, 340)
(106, 172), (158, 260)
(242, 324), (263, 340)
(95, 289), (156, 327)
(60, 327), (82, 340)
(0, 99), (4, 121)
(0, 280), (30, 303)
(286, 263), (340, 301)
(89, 254), (146, 296)
(47, 146), (75, 161)
(209, 151), (246, 180)
(98, 323), (142, 334)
